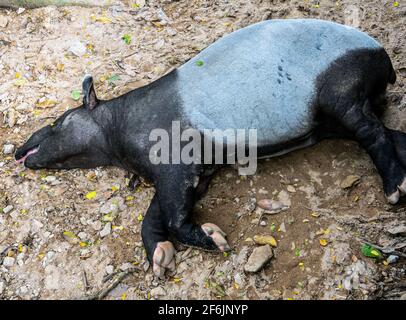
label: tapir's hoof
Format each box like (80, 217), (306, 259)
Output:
(386, 178), (406, 204)
(202, 223), (231, 252)
(152, 241), (176, 279)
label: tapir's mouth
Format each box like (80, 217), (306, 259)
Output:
(16, 145), (40, 164)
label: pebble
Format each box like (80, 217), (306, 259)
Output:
(3, 257), (15, 267)
(2, 205), (14, 214)
(387, 225), (406, 236)
(387, 255), (399, 264)
(100, 222), (111, 238)
(340, 175), (360, 189)
(244, 245), (273, 273)
(260, 220), (267, 226)
(0, 281), (4, 294)
(2, 144), (14, 155)
(0, 16), (8, 28)
(287, 185), (296, 193)
(105, 265), (114, 275)
(150, 286), (167, 297)
(68, 40), (86, 57)
(257, 199), (288, 214)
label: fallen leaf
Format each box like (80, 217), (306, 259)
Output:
(319, 239), (328, 247)
(253, 235), (277, 247)
(85, 191), (97, 200)
(71, 90), (81, 101)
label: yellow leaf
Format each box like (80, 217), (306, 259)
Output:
(137, 213), (143, 222)
(125, 196), (134, 201)
(394, 1), (399, 7)
(91, 14), (112, 23)
(121, 293), (127, 300)
(319, 239), (328, 247)
(85, 191), (97, 200)
(63, 231), (77, 238)
(36, 99), (57, 109)
(111, 186), (119, 192)
(303, 219), (309, 223)
(15, 72), (22, 78)
(79, 241), (89, 247)
(233, 282), (239, 289)
(14, 78), (26, 86)
(102, 213), (114, 222)
(18, 244), (23, 252)
(172, 276), (182, 283)
(56, 63), (65, 71)
(311, 212), (319, 218)
(253, 235), (277, 247)
(112, 225), (124, 231)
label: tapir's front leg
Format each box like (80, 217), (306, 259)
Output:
(141, 195), (176, 278)
(156, 170), (231, 254)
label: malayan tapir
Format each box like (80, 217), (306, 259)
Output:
(16, 19), (401, 278)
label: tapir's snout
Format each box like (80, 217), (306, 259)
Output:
(15, 125), (52, 168)
(15, 144), (40, 166)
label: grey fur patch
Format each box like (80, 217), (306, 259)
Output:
(177, 19), (380, 146)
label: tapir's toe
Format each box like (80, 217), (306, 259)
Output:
(152, 241), (176, 279)
(201, 223), (231, 252)
(398, 177), (406, 194)
(386, 190), (400, 205)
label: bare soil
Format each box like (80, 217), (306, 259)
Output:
(0, 0), (405, 300)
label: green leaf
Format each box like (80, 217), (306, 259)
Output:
(108, 74), (120, 85)
(195, 60), (204, 67)
(122, 34), (132, 45)
(361, 244), (382, 259)
(71, 90), (81, 101)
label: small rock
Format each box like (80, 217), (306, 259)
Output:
(119, 262), (133, 271)
(2, 205), (13, 214)
(279, 222), (286, 233)
(257, 199), (288, 214)
(387, 255), (399, 264)
(340, 175), (360, 189)
(3, 256), (15, 267)
(105, 265), (114, 275)
(244, 245), (273, 273)
(0, 16), (8, 28)
(2, 144), (14, 154)
(150, 286), (166, 297)
(43, 176), (56, 183)
(260, 220), (267, 226)
(68, 40), (86, 57)
(0, 281), (4, 294)
(400, 293), (406, 300)
(287, 185), (296, 193)
(167, 28), (177, 36)
(100, 222), (111, 238)
(387, 225), (406, 236)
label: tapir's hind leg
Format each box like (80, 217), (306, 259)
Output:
(387, 129), (406, 170)
(317, 48), (404, 203)
(324, 98), (406, 203)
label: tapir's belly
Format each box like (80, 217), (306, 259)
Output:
(177, 19), (381, 147)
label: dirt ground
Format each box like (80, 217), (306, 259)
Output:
(0, 0), (405, 300)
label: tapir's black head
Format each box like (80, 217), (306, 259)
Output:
(15, 76), (111, 170)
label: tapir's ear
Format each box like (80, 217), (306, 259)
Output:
(82, 75), (99, 110)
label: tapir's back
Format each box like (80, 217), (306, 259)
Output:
(177, 19), (381, 146)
